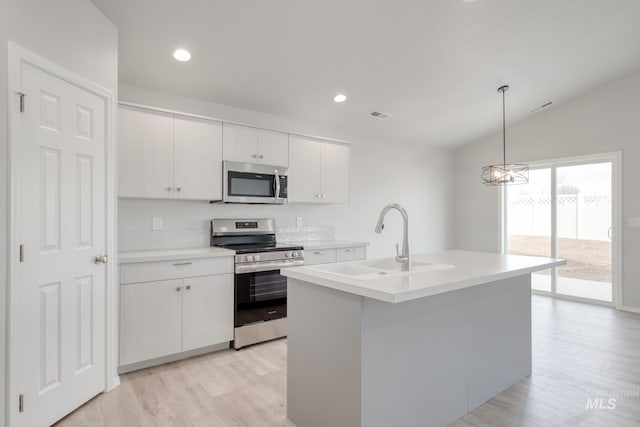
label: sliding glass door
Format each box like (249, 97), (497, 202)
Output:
(504, 154), (619, 306)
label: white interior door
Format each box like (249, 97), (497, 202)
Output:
(18, 61), (107, 426)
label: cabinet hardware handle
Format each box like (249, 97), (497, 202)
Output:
(173, 262), (192, 266)
(252, 154), (257, 158)
(259, 155), (264, 159)
(166, 187), (172, 191)
(267, 310), (277, 315)
(345, 249), (355, 252)
(176, 287), (182, 292)
(313, 251), (325, 255)
(176, 187), (182, 192)
(186, 285), (191, 290)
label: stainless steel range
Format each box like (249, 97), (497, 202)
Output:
(210, 218), (304, 349)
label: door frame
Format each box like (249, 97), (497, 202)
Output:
(501, 151), (623, 309)
(6, 42), (119, 426)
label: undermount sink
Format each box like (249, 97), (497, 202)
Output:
(307, 258), (453, 280)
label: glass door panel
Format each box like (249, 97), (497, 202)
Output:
(506, 168), (552, 292)
(555, 163), (612, 302)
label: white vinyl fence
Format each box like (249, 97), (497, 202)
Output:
(508, 194), (611, 241)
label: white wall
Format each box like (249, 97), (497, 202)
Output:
(0, 0), (118, 422)
(118, 84), (455, 260)
(454, 71), (640, 310)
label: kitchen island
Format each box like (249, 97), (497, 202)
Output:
(281, 250), (565, 427)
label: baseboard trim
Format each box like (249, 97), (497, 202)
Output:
(620, 305), (640, 314)
(118, 342), (231, 374)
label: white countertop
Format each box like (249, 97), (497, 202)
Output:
(118, 247), (235, 264)
(292, 240), (369, 250)
(281, 250), (565, 303)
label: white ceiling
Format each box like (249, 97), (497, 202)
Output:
(91, 0), (640, 147)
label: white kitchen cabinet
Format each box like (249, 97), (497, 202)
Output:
(336, 246), (366, 262)
(223, 123), (289, 166)
(173, 116), (223, 200)
(118, 105), (223, 201)
(288, 135), (350, 203)
(182, 274), (234, 351)
(119, 279), (183, 366)
(119, 107), (174, 199)
(119, 256), (234, 371)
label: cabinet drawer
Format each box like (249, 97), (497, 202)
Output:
(304, 249), (337, 265)
(121, 257), (234, 284)
(336, 246), (366, 262)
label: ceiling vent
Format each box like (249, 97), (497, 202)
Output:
(530, 101), (552, 113)
(370, 111), (390, 119)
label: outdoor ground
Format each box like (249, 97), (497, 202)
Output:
(508, 235), (611, 283)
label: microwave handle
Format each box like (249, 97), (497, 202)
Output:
(274, 171), (281, 203)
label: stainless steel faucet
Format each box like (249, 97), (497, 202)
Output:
(375, 203), (411, 271)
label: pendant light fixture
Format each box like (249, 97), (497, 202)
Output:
(481, 85), (529, 185)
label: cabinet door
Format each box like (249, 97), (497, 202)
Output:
(257, 129), (289, 167)
(119, 279), (183, 366)
(118, 107), (174, 198)
(174, 116), (223, 200)
(222, 123), (259, 163)
(288, 135), (323, 203)
(182, 274), (234, 351)
(321, 142), (350, 203)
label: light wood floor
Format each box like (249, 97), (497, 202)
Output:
(56, 296), (640, 427)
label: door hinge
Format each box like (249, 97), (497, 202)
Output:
(19, 244), (24, 262)
(19, 394), (24, 412)
(17, 92), (26, 113)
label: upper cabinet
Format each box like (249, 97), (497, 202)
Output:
(222, 123), (289, 167)
(119, 107), (174, 199)
(288, 135), (350, 204)
(118, 106), (223, 201)
(118, 105), (350, 204)
(173, 116), (223, 201)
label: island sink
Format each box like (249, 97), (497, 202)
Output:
(308, 257), (453, 280)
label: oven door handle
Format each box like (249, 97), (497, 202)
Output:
(236, 259), (304, 274)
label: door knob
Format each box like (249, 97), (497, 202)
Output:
(94, 254), (109, 264)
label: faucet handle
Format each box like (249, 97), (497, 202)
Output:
(395, 243), (400, 257)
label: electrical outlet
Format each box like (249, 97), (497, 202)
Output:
(629, 217), (640, 228)
(296, 217), (303, 227)
(152, 217), (163, 231)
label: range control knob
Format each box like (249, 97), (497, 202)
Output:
(285, 252), (291, 258)
(254, 255), (260, 261)
(246, 255), (254, 262)
(290, 251), (298, 258)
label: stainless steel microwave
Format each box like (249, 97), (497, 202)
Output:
(222, 161), (288, 204)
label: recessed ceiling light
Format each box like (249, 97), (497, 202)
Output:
(333, 94), (347, 103)
(173, 49), (191, 62)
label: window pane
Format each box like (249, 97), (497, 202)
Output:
(506, 168), (552, 292)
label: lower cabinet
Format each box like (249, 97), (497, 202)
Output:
(304, 245), (367, 266)
(183, 275), (234, 351)
(119, 272), (233, 368)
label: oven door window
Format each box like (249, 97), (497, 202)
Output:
(228, 171), (275, 198)
(236, 270), (287, 304)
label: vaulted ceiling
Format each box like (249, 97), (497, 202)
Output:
(91, 0), (640, 146)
